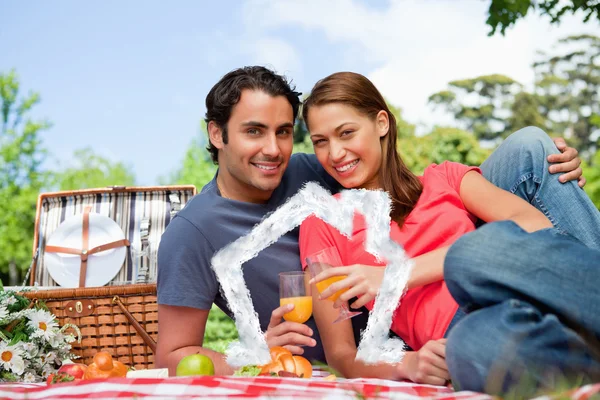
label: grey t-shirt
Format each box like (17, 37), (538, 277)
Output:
(157, 153), (343, 363)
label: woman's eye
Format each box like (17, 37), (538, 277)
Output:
(312, 139), (325, 146)
(341, 130), (353, 137)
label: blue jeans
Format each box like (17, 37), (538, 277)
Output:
(444, 221), (600, 395)
(444, 126), (600, 335)
(443, 127), (600, 394)
(479, 126), (600, 249)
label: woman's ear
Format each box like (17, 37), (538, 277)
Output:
(208, 121), (225, 150)
(376, 110), (390, 138)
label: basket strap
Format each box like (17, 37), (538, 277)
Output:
(46, 239), (130, 257)
(112, 295), (157, 353)
(79, 206), (91, 288)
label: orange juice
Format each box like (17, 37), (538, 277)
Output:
(280, 296), (313, 323)
(315, 276), (348, 302)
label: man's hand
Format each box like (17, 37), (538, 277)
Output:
(400, 339), (449, 386)
(549, 137), (586, 187)
(309, 265), (384, 310)
(265, 304), (316, 355)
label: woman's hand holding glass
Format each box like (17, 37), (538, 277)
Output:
(305, 247), (363, 323)
(309, 262), (385, 310)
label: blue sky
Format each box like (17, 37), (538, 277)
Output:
(2, 1), (599, 185)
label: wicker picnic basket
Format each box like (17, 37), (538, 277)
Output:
(21, 185), (197, 370)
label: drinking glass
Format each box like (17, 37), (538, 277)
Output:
(305, 247), (362, 324)
(279, 271), (313, 324)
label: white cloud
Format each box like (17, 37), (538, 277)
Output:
(247, 37), (302, 77)
(243, 0), (600, 131)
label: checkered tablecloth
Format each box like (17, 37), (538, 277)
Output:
(0, 374), (598, 400)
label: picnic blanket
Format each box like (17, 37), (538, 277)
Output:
(1, 377), (598, 400)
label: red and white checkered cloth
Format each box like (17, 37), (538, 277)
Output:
(1, 374), (598, 400)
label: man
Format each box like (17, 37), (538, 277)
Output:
(156, 66), (591, 375)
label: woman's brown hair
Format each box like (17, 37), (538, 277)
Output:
(302, 72), (422, 226)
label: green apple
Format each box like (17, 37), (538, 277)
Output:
(176, 354), (215, 376)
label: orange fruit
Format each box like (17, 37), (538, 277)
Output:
(93, 352), (114, 372)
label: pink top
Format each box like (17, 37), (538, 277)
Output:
(299, 161), (481, 350)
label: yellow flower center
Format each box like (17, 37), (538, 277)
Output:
(39, 322), (47, 331)
(1, 351), (12, 362)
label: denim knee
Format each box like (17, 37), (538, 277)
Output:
(444, 221), (524, 310)
(446, 310), (493, 393)
(504, 126), (557, 157)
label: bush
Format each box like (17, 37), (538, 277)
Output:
(203, 305), (238, 353)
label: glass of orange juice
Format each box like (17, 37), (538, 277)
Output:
(306, 247), (362, 324)
(279, 271), (313, 324)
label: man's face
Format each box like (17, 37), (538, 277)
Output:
(214, 89), (294, 202)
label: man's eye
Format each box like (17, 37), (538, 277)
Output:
(247, 128), (260, 135)
(277, 129), (292, 135)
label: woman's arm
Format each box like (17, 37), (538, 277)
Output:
(311, 279), (401, 380)
(403, 171), (552, 289)
(312, 281), (449, 384)
(315, 171), (553, 305)
(460, 170), (552, 232)
(405, 171), (553, 289)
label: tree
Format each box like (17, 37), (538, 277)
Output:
(429, 74), (522, 141)
(486, 0), (600, 35)
(399, 127), (491, 174)
(387, 101), (416, 139)
(52, 147), (136, 190)
(533, 35), (600, 158)
(161, 133), (216, 189)
(292, 136), (314, 154)
(0, 70), (51, 284)
(507, 91), (548, 133)
(583, 152), (600, 209)
(294, 105), (309, 144)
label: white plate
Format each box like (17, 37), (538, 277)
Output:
(44, 213), (127, 288)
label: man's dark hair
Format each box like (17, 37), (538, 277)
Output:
(204, 66), (301, 164)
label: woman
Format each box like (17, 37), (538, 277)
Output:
(298, 72), (600, 386)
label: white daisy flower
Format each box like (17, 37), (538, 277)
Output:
(0, 343), (25, 375)
(23, 372), (36, 383)
(48, 332), (65, 348)
(64, 333), (76, 343)
(27, 310), (58, 342)
(21, 341), (36, 354)
(42, 363), (55, 378)
(45, 351), (57, 364)
(5, 296), (17, 306)
(30, 358), (43, 371)
(0, 305), (8, 321)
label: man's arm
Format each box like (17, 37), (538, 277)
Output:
(156, 215), (226, 375)
(550, 137), (586, 187)
(156, 305), (234, 375)
(156, 303), (316, 375)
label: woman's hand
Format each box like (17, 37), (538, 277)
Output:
(309, 265), (385, 309)
(399, 339), (449, 386)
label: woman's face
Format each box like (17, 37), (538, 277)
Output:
(307, 103), (389, 190)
